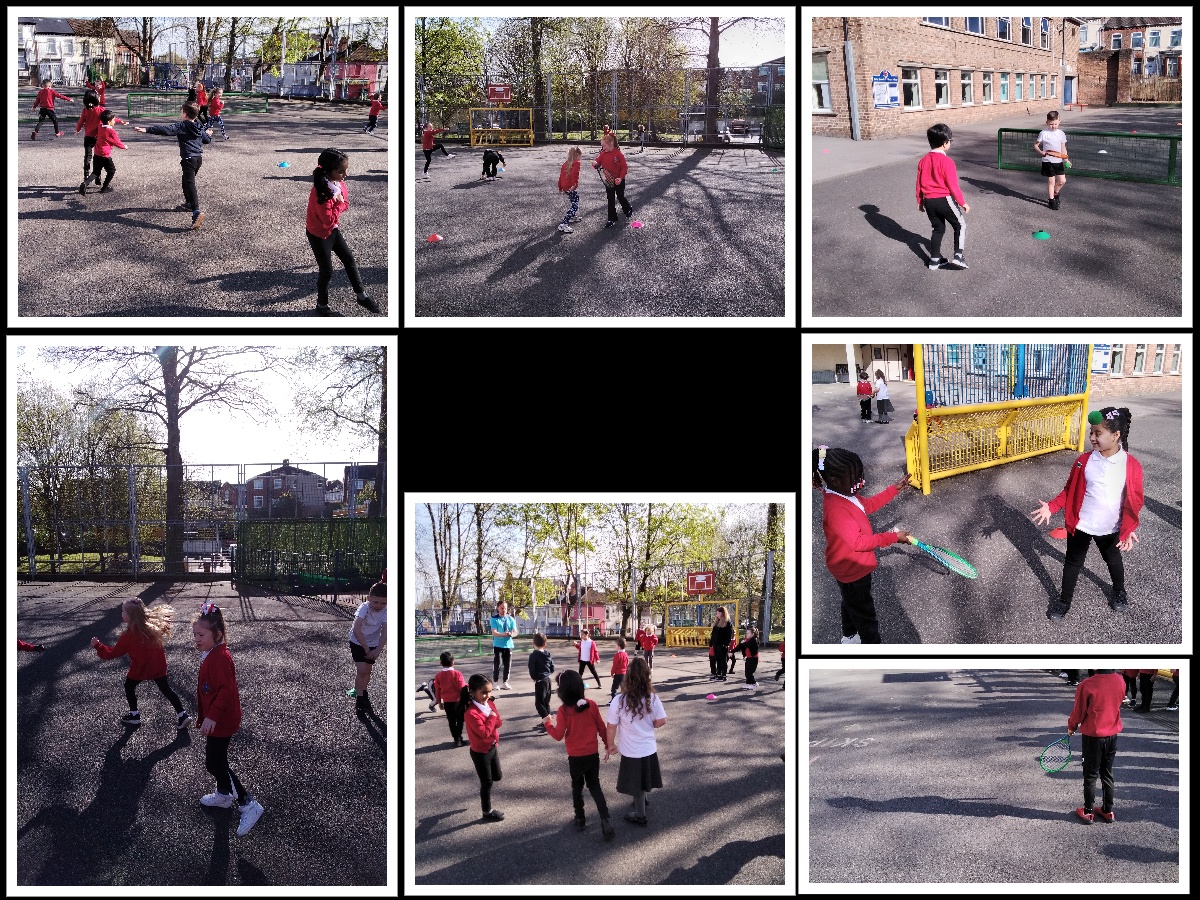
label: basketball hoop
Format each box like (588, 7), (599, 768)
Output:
(487, 83), (512, 103)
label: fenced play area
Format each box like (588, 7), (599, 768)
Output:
(17, 89), (390, 318)
(998, 127), (1183, 186)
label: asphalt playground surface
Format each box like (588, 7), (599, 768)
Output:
(14, 579), (390, 886)
(808, 381), (1184, 645)
(16, 91), (391, 318)
(410, 645), (787, 885)
(809, 668), (1180, 883)
(809, 106), (1184, 319)
(412, 141), (787, 317)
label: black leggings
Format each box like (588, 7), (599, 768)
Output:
(923, 195), (967, 260)
(1061, 528), (1124, 602)
(306, 228), (364, 305)
(470, 744), (502, 813)
(568, 753), (610, 819)
(837, 571), (881, 643)
(578, 660), (601, 687)
(82, 136), (97, 178)
(423, 144), (448, 172)
(180, 156), (203, 209)
(34, 108), (60, 132)
(125, 676), (184, 713)
(205, 734), (249, 803)
(93, 155), (116, 188)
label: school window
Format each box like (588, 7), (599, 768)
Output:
(982, 71), (993, 102)
(1051, 75), (1057, 98)
(998, 17), (1011, 41)
(966, 18), (984, 35)
(1014, 73), (1023, 101)
(253, 478), (263, 489)
(1080, 25), (1088, 44)
(1029, 74), (1036, 98)
(923, 17), (950, 27)
(1148, 30), (1160, 47)
(253, 496), (263, 509)
(935, 69), (950, 107)
(1111, 34), (1123, 50)
(1133, 59), (1143, 76)
(1039, 75), (1047, 98)
(902, 67), (922, 108)
(1021, 17), (1032, 45)
(811, 54), (831, 110)
(1110, 345), (1125, 375)
(1153, 345), (1165, 374)
(1131, 31), (1143, 49)
(1170, 345), (1181, 374)
(1040, 18), (1050, 50)
(1000, 73), (1009, 101)
(1133, 344), (1146, 374)
(960, 71), (974, 105)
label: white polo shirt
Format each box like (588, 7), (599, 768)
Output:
(1076, 448), (1127, 537)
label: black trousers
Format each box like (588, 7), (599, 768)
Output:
(470, 743), (502, 813)
(1168, 671), (1179, 706)
(533, 677), (553, 718)
(568, 753), (610, 819)
(205, 734), (249, 803)
(93, 155), (116, 188)
(423, 144), (448, 172)
(1081, 733), (1118, 812)
(125, 676), (184, 713)
(1138, 673), (1155, 711)
(35, 108), (60, 132)
(442, 700), (464, 742)
(603, 180), (633, 221)
(610, 673), (624, 698)
(578, 660), (601, 687)
(1061, 528), (1124, 602)
(306, 228), (365, 305)
(923, 195), (966, 260)
(82, 135), (97, 177)
(492, 647), (512, 684)
(837, 571), (882, 643)
(744, 657), (759, 684)
(180, 156), (203, 209)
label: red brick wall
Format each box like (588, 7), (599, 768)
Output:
(813, 16), (1080, 139)
(1075, 50), (1121, 105)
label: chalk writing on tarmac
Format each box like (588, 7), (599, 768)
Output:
(810, 737), (876, 749)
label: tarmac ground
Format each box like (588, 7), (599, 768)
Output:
(809, 668), (1180, 884)
(413, 142), (786, 317)
(15, 579), (390, 886)
(809, 106), (1184, 319)
(16, 91), (390, 317)
(808, 381), (1183, 644)
(410, 644), (787, 885)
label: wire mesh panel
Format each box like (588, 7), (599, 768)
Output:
(922, 344), (1090, 406)
(998, 128), (1183, 186)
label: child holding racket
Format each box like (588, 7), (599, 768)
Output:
(593, 132), (633, 229)
(1031, 407), (1143, 621)
(1067, 669), (1125, 823)
(812, 445), (913, 644)
(1034, 110), (1068, 210)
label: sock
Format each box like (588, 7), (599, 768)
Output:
(634, 791), (646, 816)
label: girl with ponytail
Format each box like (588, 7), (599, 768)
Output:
(1031, 406), (1144, 619)
(812, 445), (914, 644)
(305, 148), (379, 315)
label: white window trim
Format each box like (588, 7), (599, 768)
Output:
(998, 17), (1012, 42)
(982, 71), (993, 103)
(934, 69), (951, 108)
(902, 67), (923, 111)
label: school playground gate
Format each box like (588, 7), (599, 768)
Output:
(905, 344), (1093, 494)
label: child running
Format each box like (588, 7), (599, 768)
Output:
(349, 581), (387, 717)
(364, 92), (387, 135)
(76, 90), (126, 195)
(192, 602), (264, 837)
(420, 122), (455, 179)
(574, 627), (602, 689)
(433, 651), (467, 746)
(557, 145), (583, 233)
(90, 599), (189, 729)
(306, 148), (380, 316)
(89, 110), (128, 194)
(132, 102), (214, 229)
(916, 122), (969, 270)
(609, 636), (629, 704)
(542, 669), (615, 840)
(31, 78), (74, 140)
(207, 88), (228, 141)
(605, 657), (665, 827)
(813, 445), (914, 644)
(1031, 407), (1143, 620)
(593, 132), (634, 228)
(1034, 110), (1069, 209)
(462, 673), (506, 821)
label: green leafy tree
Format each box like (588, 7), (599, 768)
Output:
(416, 16), (486, 128)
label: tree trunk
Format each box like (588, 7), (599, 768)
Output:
(159, 347), (185, 575)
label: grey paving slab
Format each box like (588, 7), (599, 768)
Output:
(810, 669), (1180, 884)
(809, 381), (1184, 644)
(412, 646), (787, 885)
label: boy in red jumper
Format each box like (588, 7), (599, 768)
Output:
(31, 78), (74, 140)
(542, 669), (615, 839)
(916, 122), (970, 270)
(420, 122), (455, 178)
(609, 637), (629, 704)
(432, 650), (468, 746)
(813, 445), (913, 644)
(89, 110), (128, 194)
(1067, 669), (1125, 823)
(365, 92), (386, 135)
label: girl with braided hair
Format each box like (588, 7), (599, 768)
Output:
(1031, 406), (1143, 619)
(813, 446), (913, 643)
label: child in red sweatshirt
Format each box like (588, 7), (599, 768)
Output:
(916, 122), (970, 270)
(76, 89), (126, 193)
(813, 445), (913, 644)
(593, 131), (633, 228)
(91, 598), (188, 728)
(542, 669), (615, 839)
(462, 673), (506, 820)
(89, 110), (128, 194)
(609, 636), (629, 703)
(1067, 669), (1125, 823)
(306, 148), (379, 315)
(31, 78), (74, 140)
(364, 92), (386, 135)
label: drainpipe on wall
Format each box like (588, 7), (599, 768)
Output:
(843, 18), (861, 140)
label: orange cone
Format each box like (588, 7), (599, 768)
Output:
(427, 233), (443, 242)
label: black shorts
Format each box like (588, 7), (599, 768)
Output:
(1041, 161), (1066, 177)
(349, 641), (378, 664)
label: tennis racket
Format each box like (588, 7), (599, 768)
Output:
(1044, 149), (1072, 170)
(905, 535), (978, 579)
(594, 164), (615, 188)
(1039, 734), (1071, 773)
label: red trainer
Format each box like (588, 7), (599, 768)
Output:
(1094, 808), (1115, 823)
(1075, 807), (1094, 824)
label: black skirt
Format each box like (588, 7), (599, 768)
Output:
(876, 398), (893, 414)
(615, 752), (663, 795)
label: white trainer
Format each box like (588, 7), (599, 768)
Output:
(840, 633), (862, 644)
(200, 791), (235, 808)
(558, 223), (573, 233)
(237, 798), (264, 836)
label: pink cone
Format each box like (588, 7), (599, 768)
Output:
(706, 693), (716, 700)
(1049, 527), (1067, 539)
(631, 220), (644, 228)
(427, 234), (442, 243)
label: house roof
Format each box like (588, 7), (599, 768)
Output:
(21, 17), (75, 35)
(252, 464), (325, 479)
(66, 17), (117, 38)
(1102, 17), (1183, 29)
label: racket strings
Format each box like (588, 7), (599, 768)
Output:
(927, 546), (978, 578)
(1040, 739), (1071, 772)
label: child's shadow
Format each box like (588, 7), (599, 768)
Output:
(858, 204), (931, 265)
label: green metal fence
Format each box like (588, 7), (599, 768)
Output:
(234, 519), (385, 593)
(998, 128), (1182, 186)
(127, 91), (269, 118)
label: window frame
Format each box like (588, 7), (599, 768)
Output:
(998, 17), (1011, 42)
(902, 66), (922, 109)
(1040, 18), (1050, 50)
(960, 70), (974, 106)
(934, 69), (951, 107)
(1021, 17), (1033, 46)
(811, 52), (832, 111)
(982, 71), (993, 103)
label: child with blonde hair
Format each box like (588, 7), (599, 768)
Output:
(557, 145), (583, 233)
(593, 132), (634, 228)
(91, 599), (189, 729)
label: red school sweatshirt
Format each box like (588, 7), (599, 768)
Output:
(94, 627), (168, 680)
(820, 484), (904, 583)
(545, 699), (608, 756)
(432, 666), (467, 703)
(464, 699), (503, 752)
(610, 649), (629, 676)
(1068, 672), (1125, 737)
(306, 181), (350, 240)
(1047, 451), (1143, 542)
(916, 150), (965, 207)
(196, 642), (243, 737)
(93, 123), (128, 157)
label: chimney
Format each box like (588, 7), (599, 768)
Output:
(283, 458), (289, 467)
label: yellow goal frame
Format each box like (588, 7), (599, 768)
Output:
(469, 108), (534, 147)
(664, 600), (739, 648)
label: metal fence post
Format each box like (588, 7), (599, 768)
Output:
(128, 465), (140, 580)
(20, 467), (36, 577)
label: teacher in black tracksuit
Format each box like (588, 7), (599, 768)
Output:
(708, 605), (733, 682)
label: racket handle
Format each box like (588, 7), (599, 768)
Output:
(907, 536), (918, 545)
